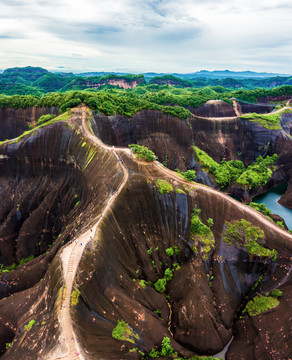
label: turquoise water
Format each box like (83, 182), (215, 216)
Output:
(253, 183), (292, 230)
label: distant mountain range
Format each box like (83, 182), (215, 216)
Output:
(75, 69), (291, 81)
(0, 66), (291, 96)
(0, 67), (290, 80)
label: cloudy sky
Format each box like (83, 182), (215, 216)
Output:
(0, 0), (291, 73)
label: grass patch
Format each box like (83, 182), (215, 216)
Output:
(156, 179), (173, 194)
(24, 319), (35, 331)
(129, 144), (157, 161)
(223, 219), (277, 260)
(71, 288), (81, 306)
(175, 187), (186, 194)
(243, 294), (279, 316)
(3, 110), (71, 145)
(190, 207), (215, 258)
(0, 255), (34, 274)
(240, 109), (292, 130)
(112, 319), (139, 344)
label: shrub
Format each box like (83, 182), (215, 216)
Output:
(24, 319), (35, 331)
(165, 247), (174, 256)
(112, 319), (139, 344)
(154, 278), (167, 293)
(164, 268), (173, 282)
(36, 114), (56, 126)
(129, 144), (157, 161)
(243, 294), (279, 316)
(271, 289), (283, 297)
(160, 337), (176, 357)
(156, 179), (173, 194)
(71, 289), (81, 306)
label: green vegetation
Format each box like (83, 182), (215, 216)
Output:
(5, 343), (11, 350)
(0, 255), (34, 274)
(271, 289), (283, 297)
(240, 109), (292, 129)
(189, 207), (215, 258)
(129, 144), (157, 161)
(194, 146), (278, 188)
(24, 319), (35, 331)
(150, 75), (193, 88)
(165, 246), (179, 257)
(112, 319), (139, 344)
(156, 179), (173, 194)
(36, 113), (56, 126)
(71, 288), (81, 306)
(175, 169), (196, 182)
(243, 294), (279, 316)
(146, 336), (222, 359)
(236, 155), (278, 188)
(1, 110), (72, 145)
(223, 219), (277, 260)
(166, 247), (174, 256)
(154, 278), (167, 293)
(175, 187), (186, 194)
(249, 202), (272, 219)
(139, 280), (147, 288)
(249, 202), (287, 229)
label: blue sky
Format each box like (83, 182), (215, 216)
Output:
(0, 0), (291, 73)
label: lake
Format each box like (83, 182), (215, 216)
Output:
(253, 183), (292, 230)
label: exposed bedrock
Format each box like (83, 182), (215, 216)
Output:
(0, 255), (64, 359)
(0, 106), (58, 141)
(190, 100), (236, 118)
(0, 121), (123, 299)
(90, 109), (194, 170)
(237, 101), (275, 114)
(71, 173), (291, 359)
(227, 280), (292, 360)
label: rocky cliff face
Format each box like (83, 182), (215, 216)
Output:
(237, 101), (275, 114)
(0, 107), (58, 141)
(90, 109), (194, 170)
(191, 100), (236, 118)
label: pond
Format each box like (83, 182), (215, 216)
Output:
(253, 182), (292, 230)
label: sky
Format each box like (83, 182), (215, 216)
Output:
(0, 0), (291, 74)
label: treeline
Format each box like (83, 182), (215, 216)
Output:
(1, 83), (292, 119)
(0, 91), (191, 119)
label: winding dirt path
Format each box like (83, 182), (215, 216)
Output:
(57, 107), (129, 360)
(192, 98), (292, 121)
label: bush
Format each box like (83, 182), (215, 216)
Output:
(129, 144), (157, 161)
(156, 179), (173, 194)
(112, 319), (139, 344)
(154, 278), (167, 293)
(36, 114), (56, 126)
(24, 319), (35, 331)
(71, 289), (81, 306)
(243, 294), (279, 316)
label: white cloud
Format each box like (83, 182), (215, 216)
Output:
(0, 0), (291, 73)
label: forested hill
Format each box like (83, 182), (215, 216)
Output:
(0, 66), (292, 96)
